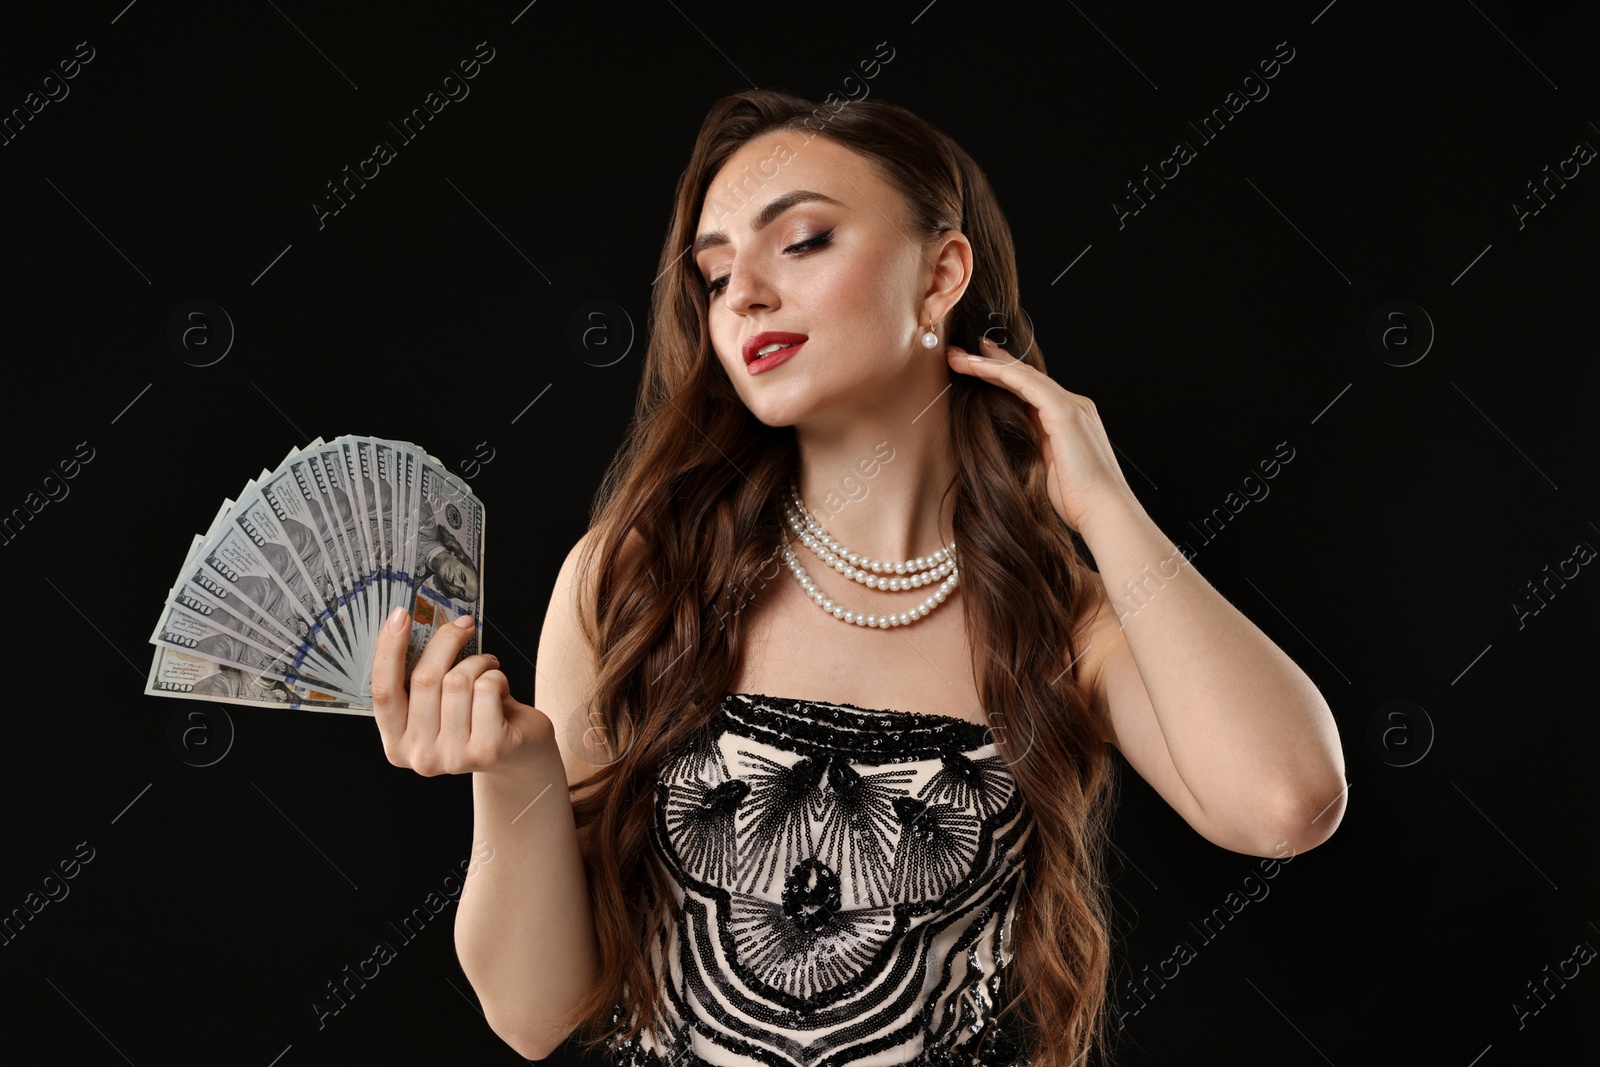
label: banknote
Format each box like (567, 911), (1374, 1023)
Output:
(154, 604), (360, 692)
(146, 435), (486, 716)
(146, 645), (358, 713)
(402, 457), (486, 676)
(163, 573), (354, 686)
(345, 438), (387, 651)
(258, 460), (359, 660)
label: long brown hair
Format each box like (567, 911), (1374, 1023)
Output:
(554, 87), (1120, 1066)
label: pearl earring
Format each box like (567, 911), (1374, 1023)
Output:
(920, 317), (940, 349)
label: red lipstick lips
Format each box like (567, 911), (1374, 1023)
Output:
(744, 331), (809, 372)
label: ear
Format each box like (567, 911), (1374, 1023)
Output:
(923, 230), (973, 324)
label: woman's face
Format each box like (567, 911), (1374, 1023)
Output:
(693, 132), (954, 429)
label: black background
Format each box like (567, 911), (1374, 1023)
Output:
(2, 1), (1596, 1064)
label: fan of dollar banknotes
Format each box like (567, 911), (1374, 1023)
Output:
(145, 435), (486, 714)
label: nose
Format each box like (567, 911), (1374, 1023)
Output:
(723, 256), (776, 315)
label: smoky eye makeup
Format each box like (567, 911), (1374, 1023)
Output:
(701, 227), (837, 296)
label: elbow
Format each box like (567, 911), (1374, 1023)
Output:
(1261, 724), (1348, 855)
(1272, 775), (1347, 855)
(1200, 773), (1347, 858)
(472, 981), (564, 1060)
(1211, 777), (1346, 858)
(481, 990), (590, 1061)
(489, 1018), (560, 1062)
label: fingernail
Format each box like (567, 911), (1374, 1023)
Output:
(453, 614), (475, 629)
(981, 336), (1000, 348)
(386, 606), (408, 632)
(966, 352), (989, 363)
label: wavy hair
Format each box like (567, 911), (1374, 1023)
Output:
(552, 88), (1121, 1066)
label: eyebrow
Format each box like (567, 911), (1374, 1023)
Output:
(692, 190), (849, 258)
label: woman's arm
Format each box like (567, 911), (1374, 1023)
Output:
(456, 747), (599, 1060)
(944, 341), (1345, 856)
(1075, 493), (1346, 856)
(454, 532), (608, 1059)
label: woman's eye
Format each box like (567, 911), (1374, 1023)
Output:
(785, 231), (833, 255)
(704, 230), (834, 298)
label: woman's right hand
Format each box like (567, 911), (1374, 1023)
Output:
(371, 605), (552, 777)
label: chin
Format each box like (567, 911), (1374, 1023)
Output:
(731, 389), (801, 429)
(742, 401), (801, 429)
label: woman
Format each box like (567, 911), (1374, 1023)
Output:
(371, 88), (1346, 1066)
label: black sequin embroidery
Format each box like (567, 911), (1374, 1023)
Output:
(606, 692), (1036, 1067)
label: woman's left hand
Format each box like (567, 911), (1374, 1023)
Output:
(947, 335), (1134, 533)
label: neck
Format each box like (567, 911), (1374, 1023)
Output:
(790, 414), (958, 565)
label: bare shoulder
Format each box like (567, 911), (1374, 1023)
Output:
(534, 524), (645, 791)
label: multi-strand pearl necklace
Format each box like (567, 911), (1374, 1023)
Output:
(779, 479), (960, 629)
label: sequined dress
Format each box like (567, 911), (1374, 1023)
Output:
(605, 691), (1035, 1066)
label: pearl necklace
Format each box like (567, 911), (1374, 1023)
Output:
(780, 479), (960, 628)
